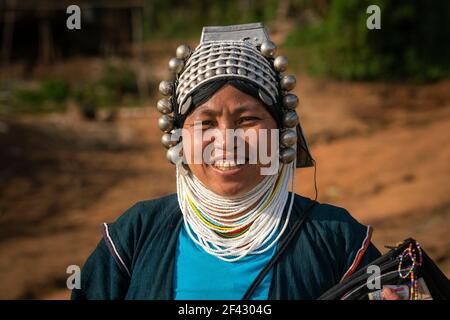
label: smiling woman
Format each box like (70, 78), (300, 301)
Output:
(71, 23), (389, 300)
(182, 84), (278, 196)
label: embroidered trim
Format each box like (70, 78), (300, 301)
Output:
(340, 225), (373, 282)
(102, 222), (131, 277)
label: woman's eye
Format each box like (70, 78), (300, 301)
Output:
(199, 120), (215, 128)
(238, 116), (260, 125)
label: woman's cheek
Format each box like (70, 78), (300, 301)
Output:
(181, 132), (213, 165)
(246, 128), (275, 164)
(181, 130), (195, 164)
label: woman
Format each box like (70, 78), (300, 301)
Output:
(72, 23), (399, 300)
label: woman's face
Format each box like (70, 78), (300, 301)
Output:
(182, 84), (278, 196)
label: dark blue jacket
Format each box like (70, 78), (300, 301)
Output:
(72, 193), (380, 300)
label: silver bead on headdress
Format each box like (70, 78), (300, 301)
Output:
(156, 22), (314, 168)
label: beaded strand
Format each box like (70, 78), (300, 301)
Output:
(398, 241), (423, 300)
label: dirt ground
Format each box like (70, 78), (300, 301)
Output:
(1, 68), (449, 299)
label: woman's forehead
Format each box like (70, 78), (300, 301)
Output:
(191, 85), (265, 115)
(190, 101), (267, 118)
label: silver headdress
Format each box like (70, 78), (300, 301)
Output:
(157, 22), (314, 168)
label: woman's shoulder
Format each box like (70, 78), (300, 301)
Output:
(110, 193), (180, 227)
(282, 194), (380, 293)
(292, 193), (370, 235)
(291, 193), (376, 274)
(101, 193), (181, 260)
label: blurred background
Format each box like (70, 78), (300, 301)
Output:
(0, 0), (449, 299)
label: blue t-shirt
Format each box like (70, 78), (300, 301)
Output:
(174, 224), (277, 300)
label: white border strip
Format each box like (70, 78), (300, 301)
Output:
(340, 225), (372, 283)
(103, 222), (131, 277)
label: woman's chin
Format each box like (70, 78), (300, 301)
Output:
(210, 184), (250, 197)
(205, 170), (261, 197)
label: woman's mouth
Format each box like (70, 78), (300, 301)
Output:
(213, 159), (243, 170)
(209, 159), (247, 176)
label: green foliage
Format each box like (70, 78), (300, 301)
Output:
(75, 63), (140, 109)
(73, 82), (116, 109)
(143, 0), (279, 40)
(99, 64), (139, 96)
(39, 79), (70, 102)
(285, 0), (450, 81)
(11, 79), (70, 114)
(9, 64), (143, 114)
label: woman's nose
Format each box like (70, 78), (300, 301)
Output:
(213, 128), (229, 150)
(213, 121), (238, 151)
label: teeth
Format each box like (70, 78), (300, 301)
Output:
(213, 160), (240, 170)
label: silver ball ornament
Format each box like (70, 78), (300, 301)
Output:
(158, 115), (175, 133)
(282, 94), (299, 110)
(159, 80), (174, 96)
(161, 133), (179, 149)
(176, 44), (192, 60)
(280, 147), (297, 163)
(280, 129), (298, 147)
(273, 56), (288, 72)
(280, 75), (296, 91)
(166, 145), (182, 164)
(168, 57), (184, 74)
(260, 41), (277, 58)
(283, 110), (299, 128)
(157, 98), (173, 114)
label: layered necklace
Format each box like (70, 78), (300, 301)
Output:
(176, 161), (296, 262)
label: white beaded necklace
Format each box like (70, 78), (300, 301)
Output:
(176, 161), (296, 262)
